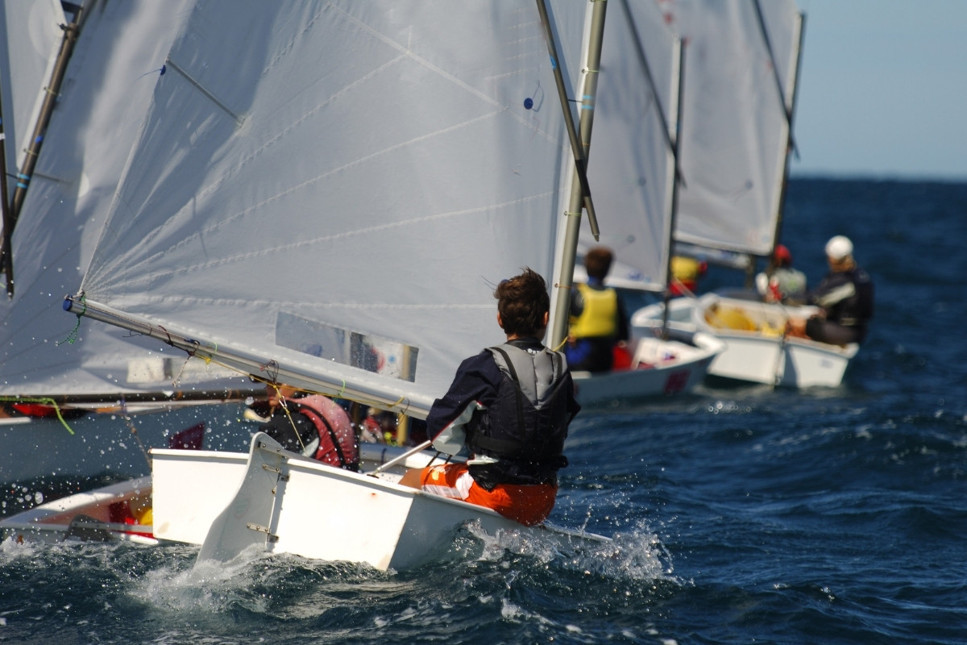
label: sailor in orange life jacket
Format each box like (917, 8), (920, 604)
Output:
(399, 268), (580, 526)
(565, 246), (629, 373)
(259, 383), (359, 471)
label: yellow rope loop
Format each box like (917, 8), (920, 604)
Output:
(552, 336), (568, 352)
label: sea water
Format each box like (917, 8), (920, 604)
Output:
(1, 178), (965, 643)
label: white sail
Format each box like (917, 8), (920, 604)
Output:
(0, 0), (64, 172)
(0, 0), (253, 401)
(580, 0), (679, 291)
(658, 0), (802, 256)
(72, 1), (590, 417)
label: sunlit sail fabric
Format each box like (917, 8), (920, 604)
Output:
(580, 0), (679, 291)
(0, 0), (252, 399)
(75, 2), (590, 416)
(659, 0), (802, 256)
(0, 0), (63, 172)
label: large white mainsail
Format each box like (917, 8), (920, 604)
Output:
(70, 1), (590, 418)
(0, 0), (253, 403)
(659, 0), (802, 256)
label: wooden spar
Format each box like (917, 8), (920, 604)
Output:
(544, 0), (608, 350)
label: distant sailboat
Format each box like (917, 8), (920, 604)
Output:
(572, 0), (723, 403)
(632, 0), (855, 388)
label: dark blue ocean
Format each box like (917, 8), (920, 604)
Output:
(2, 178), (966, 643)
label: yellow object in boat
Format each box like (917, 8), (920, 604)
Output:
(760, 321), (785, 337)
(706, 304), (757, 331)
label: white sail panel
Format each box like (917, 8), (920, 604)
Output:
(0, 0), (254, 399)
(78, 1), (588, 415)
(582, 0), (679, 291)
(0, 0), (64, 171)
(659, 0), (801, 256)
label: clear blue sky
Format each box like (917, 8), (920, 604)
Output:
(791, 0), (967, 180)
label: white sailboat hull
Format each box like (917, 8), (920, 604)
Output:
(0, 476), (157, 545)
(631, 294), (858, 388)
(153, 434), (594, 571)
(573, 331), (723, 406)
(150, 439), (448, 548)
(5, 436), (608, 571)
(0, 442), (433, 547)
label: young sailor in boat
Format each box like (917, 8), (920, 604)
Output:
(258, 383), (360, 471)
(565, 246), (629, 373)
(755, 243), (807, 303)
(787, 235), (874, 345)
(400, 268), (580, 526)
(668, 254), (707, 296)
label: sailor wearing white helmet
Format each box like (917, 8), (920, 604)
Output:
(787, 235), (874, 345)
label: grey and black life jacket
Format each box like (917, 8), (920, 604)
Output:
(467, 342), (571, 468)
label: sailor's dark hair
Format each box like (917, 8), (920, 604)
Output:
(494, 268), (549, 337)
(583, 246), (613, 280)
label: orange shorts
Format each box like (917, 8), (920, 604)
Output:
(418, 463), (556, 526)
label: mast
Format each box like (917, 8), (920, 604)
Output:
(1, 3), (85, 296)
(661, 41), (686, 337)
(0, 79), (12, 297)
(546, 0), (608, 349)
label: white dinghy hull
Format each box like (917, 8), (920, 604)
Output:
(0, 476), (156, 545)
(573, 330), (723, 406)
(153, 434), (565, 571)
(632, 293), (858, 388)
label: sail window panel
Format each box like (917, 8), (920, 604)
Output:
(276, 312), (419, 382)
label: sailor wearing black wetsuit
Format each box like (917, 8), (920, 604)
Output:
(804, 235), (874, 345)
